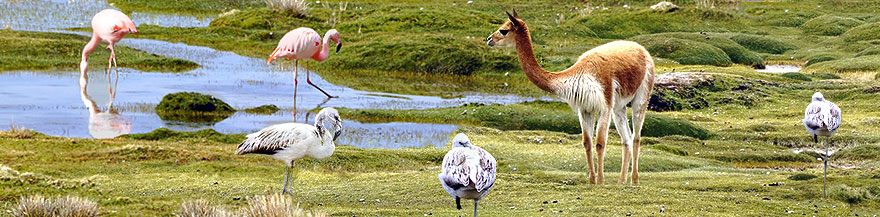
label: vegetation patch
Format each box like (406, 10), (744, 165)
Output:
(834, 144), (880, 161)
(811, 72), (841, 80)
(800, 15), (864, 36)
(110, 0), (262, 14)
(630, 36), (732, 66)
(635, 32), (763, 67)
(155, 92), (235, 123)
(842, 22), (880, 42)
(805, 54), (837, 67)
(805, 55), (880, 73)
(651, 144), (689, 156)
(564, 8), (743, 39)
(855, 46), (880, 57)
(779, 72), (812, 81)
(10, 195), (100, 217)
(787, 173), (817, 181)
(242, 104), (280, 114)
(829, 184), (874, 204)
(0, 30), (197, 72)
(122, 128), (243, 144)
(729, 34), (797, 54)
(643, 113), (714, 139)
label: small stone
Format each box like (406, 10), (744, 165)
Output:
(359, 198), (365, 202)
(233, 197), (241, 200)
(543, 201), (549, 204)
(626, 212), (632, 216)
(539, 208), (544, 212)
(762, 197), (771, 200)
(318, 203), (323, 206)
(552, 200), (558, 203)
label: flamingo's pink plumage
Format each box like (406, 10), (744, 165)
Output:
(80, 9), (137, 75)
(267, 27), (342, 121)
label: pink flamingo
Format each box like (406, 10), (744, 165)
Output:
(80, 9), (137, 77)
(267, 27), (342, 120)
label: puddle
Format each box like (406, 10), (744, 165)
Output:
(0, 0), (543, 148)
(756, 65), (802, 73)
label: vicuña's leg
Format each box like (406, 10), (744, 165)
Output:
(630, 92), (650, 186)
(595, 108), (612, 184)
(612, 103), (634, 184)
(578, 110), (598, 184)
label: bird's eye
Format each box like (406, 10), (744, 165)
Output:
(499, 30), (509, 35)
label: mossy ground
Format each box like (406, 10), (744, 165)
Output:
(0, 30), (198, 73)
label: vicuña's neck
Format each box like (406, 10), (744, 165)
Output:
(513, 27), (555, 93)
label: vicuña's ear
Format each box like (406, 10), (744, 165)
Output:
(506, 11), (518, 27)
(512, 8), (519, 18)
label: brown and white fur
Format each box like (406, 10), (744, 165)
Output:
(487, 10), (654, 185)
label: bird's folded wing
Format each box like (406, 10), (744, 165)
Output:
(441, 148), (471, 189)
(235, 124), (307, 155)
(827, 102), (841, 132)
(474, 148), (497, 193)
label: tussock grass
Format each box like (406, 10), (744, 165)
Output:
(805, 55), (880, 73)
(244, 194), (326, 217)
(842, 22), (880, 42)
(800, 15), (864, 36)
(10, 195), (100, 217)
(243, 105), (281, 115)
(265, 0), (310, 17)
(177, 200), (234, 217)
(632, 32), (763, 67)
(564, 8), (743, 39)
(729, 34), (797, 54)
(779, 72), (812, 81)
(1, 120), (36, 139)
(155, 92), (235, 123)
(631, 36), (732, 66)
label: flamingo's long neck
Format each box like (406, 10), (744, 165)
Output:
(80, 33), (101, 75)
(513, 25), (556, 93)
(311, 32), (332, 62)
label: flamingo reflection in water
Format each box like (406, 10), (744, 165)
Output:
(79, 68), (131, 139)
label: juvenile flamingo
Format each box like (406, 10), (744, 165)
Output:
(438, 133), (496, 217)
(802, 92), (841, 197)
(80, 9), (137, 76)
(235, 108), (343, 194)
(267, 28), (342, 120)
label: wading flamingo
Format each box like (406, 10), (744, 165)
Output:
(235, 108), (343, 194)
(80, 9), (137, 77)
(267, 28), (342, 121)
(438, 133), (496, 217)
(487, 10), (654, 185)
(802, 92), (841, 197)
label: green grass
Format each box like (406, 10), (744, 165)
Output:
(728, 34), (797, 55)
(842, 22), (880, 42)
(155, 92), (235, 123)
(800, 15), (864, 36)
(109, 0), (263, 14)
(779, 72), (812, 81)
(631, 32), (763, 67)
(631, 36), (732, 66)
(805, 55), (880, 74)
(242, 104), (281, 115)
(0, 30), (198, 73)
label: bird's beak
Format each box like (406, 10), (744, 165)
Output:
(333, 130), (342, 141)
(335, 42), (342, 54)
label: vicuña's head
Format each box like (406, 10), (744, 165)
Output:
(451, 133), (472, 148)
(812, 92), (825, 102)
(315, 107), (344, 141)
(487, 9), (526, 47)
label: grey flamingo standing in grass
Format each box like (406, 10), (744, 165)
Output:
(438, 133), (496, 217)
(80, 9), (137, 77)
(267, 28), (342, 121)
(235, 108), (343, 194)
(802, 92), (841, 197)
(487, 10), (654, 185)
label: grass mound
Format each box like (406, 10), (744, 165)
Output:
(242, 104), (280, 114)
(729, 34), (797, 54)
(805, 54), (837, 66)
(11, 195), (100, 217)
(829, 184), (874, 204)
(155, 92), (235, 123)
(842, 22), (880, 42)
(779, 72), (812, 81)
(805, 55), (880, 73)
(210, 8), (325, 31)
(643, 113), (714, 139)
(564, 8), (743, 39)
(630, 36), (732, 66)
(800, 15), (864, 36)
(122, 128), (243, 144)
(326, 33), (515, 75)
(811, 72), (841, 80)
(0, 30), (198, 72)
(855, 46), (880, 57)
(834, 144), (880, 161)
(787, 173), (817, 180)
(110, 0), (262, 14)
(635, 32), (763, 67)
(337, 6), (501, 34)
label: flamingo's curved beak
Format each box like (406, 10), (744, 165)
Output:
(336, 42), (342, 54)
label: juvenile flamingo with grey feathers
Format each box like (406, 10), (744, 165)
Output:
(235, 108), (343, 194)
(438, 133), (496, 217)
(802, 92), (841, 197)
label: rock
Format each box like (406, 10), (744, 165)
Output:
(650, 1), (679, 12)
(654, 72), (714, 91)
